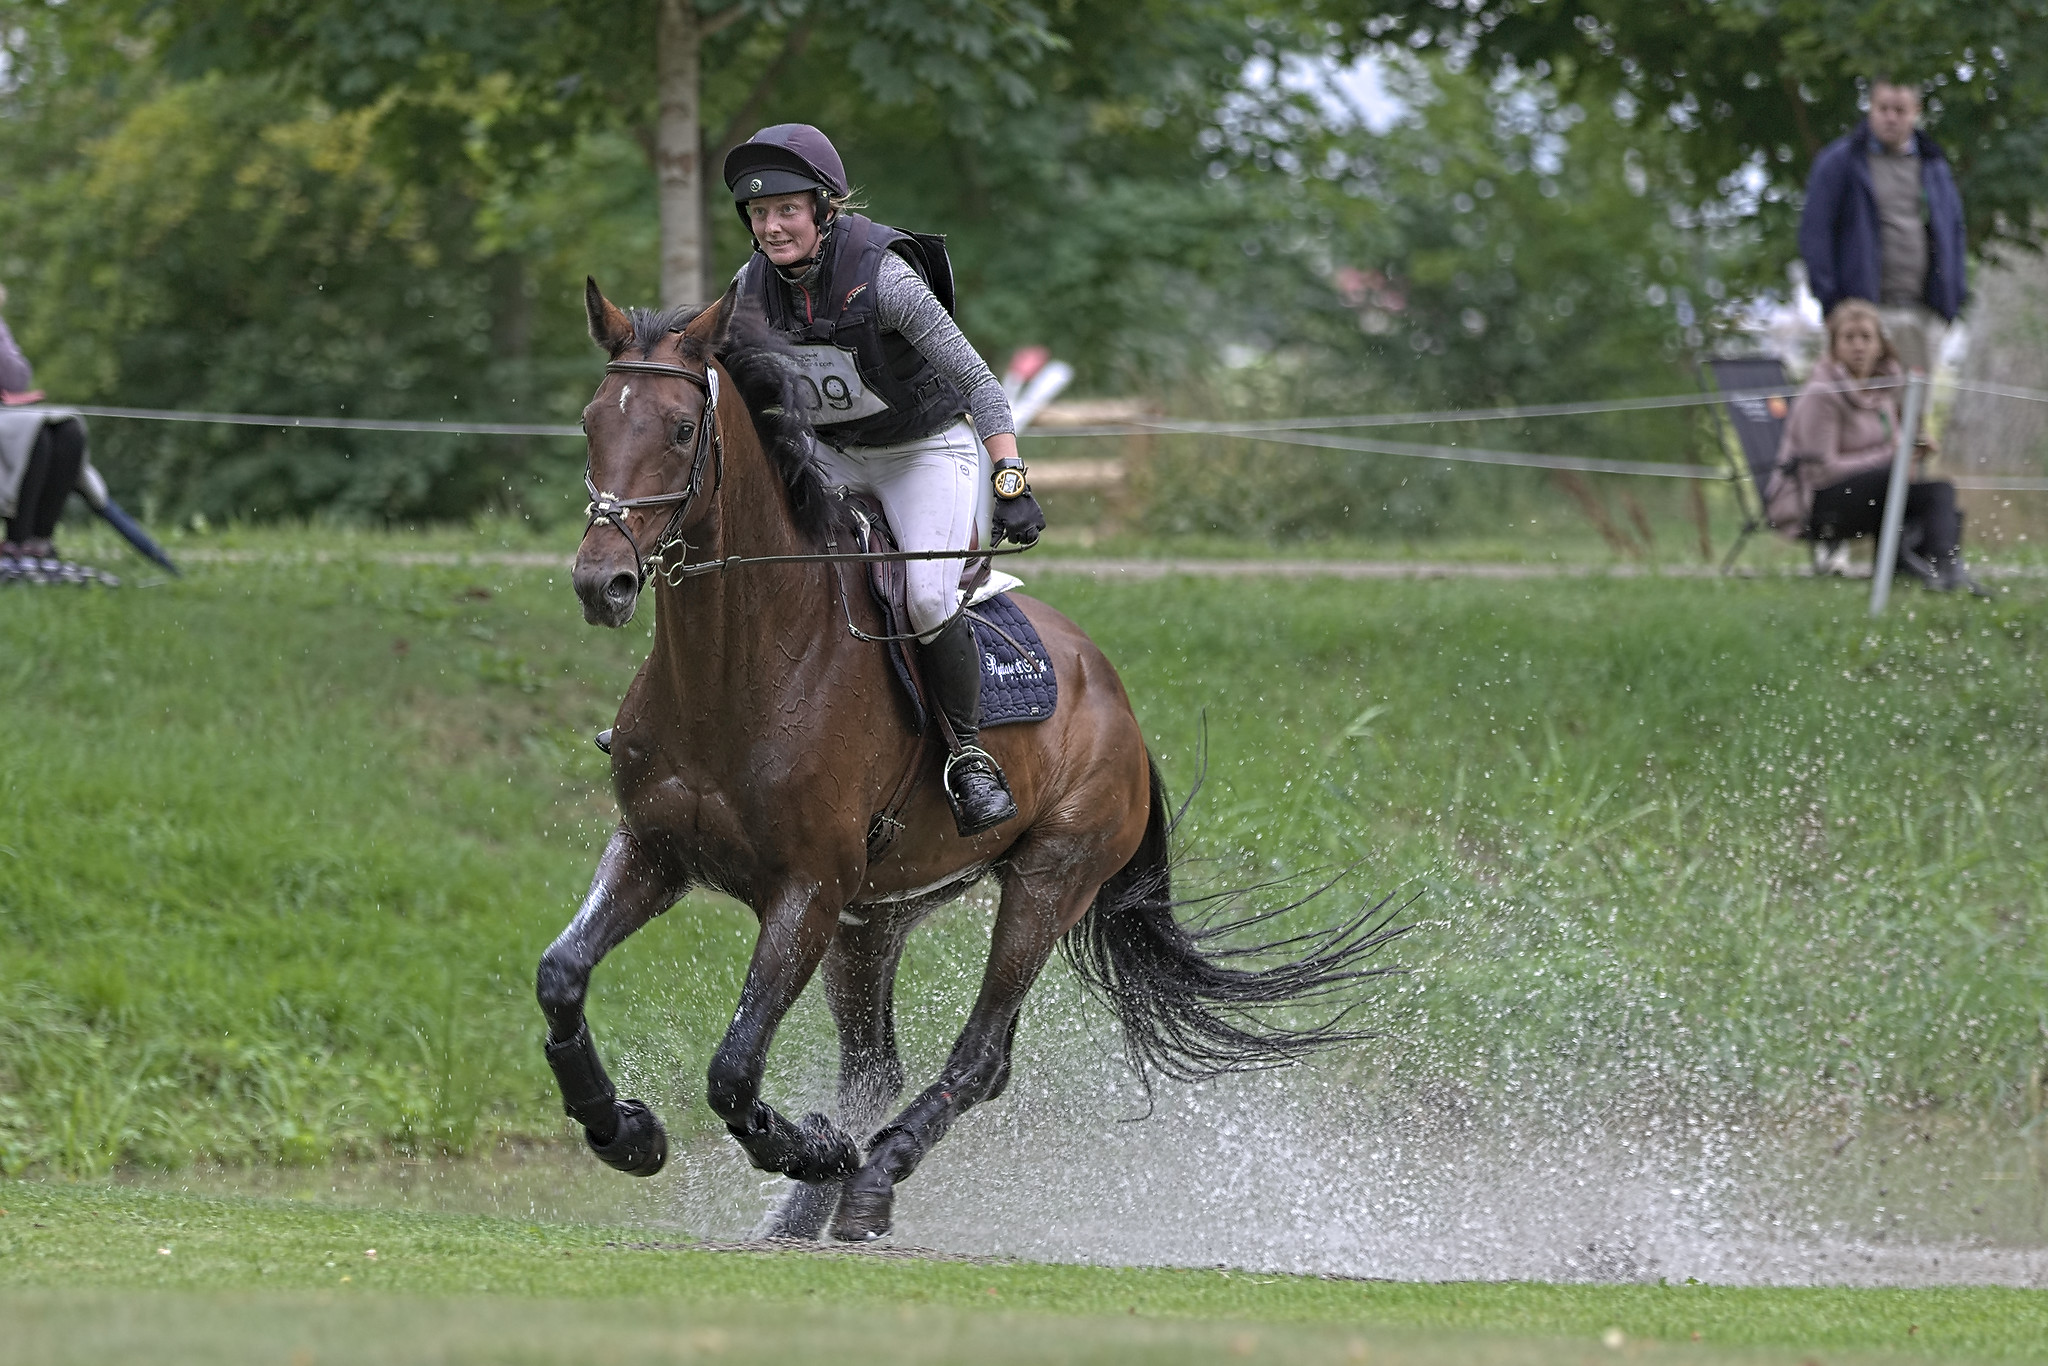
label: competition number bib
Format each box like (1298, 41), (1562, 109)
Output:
(786, 345), (890, 425)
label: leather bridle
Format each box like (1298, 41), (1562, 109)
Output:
(582, 358), (723, 587)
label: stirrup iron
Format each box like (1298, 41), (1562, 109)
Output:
(942, 744), (1000, 795)
(941, 745), (1018, 837)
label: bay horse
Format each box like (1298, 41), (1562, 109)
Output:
(537, 280), (1397, 1242)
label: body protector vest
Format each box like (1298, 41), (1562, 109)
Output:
(738, 213), (965, 448)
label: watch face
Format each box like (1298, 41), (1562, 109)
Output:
(994, 468), (1026, 498)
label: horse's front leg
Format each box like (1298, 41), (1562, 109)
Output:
(708, 884), (863, 1186)
(536, 827), (682, 1176)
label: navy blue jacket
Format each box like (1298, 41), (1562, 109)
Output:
(1798, 120), (1967, 321)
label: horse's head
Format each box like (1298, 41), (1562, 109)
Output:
(574, 279), (725, 627)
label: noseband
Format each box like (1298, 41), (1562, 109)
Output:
(583, 358), (724, 587)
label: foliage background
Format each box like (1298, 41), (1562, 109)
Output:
(2, 1), (2044, 532)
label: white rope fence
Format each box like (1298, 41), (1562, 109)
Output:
(64, 404), (575, 437)
(1028, 374), (1901, 436)
(50, 374), (2048, 490)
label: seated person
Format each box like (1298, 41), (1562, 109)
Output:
(1764, 298), (1982, 594)
(1, 285), (88, 567)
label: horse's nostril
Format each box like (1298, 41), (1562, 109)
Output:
(606, 572), (638, 604)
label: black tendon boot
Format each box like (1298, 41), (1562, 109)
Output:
(918, 614), (1018, 836)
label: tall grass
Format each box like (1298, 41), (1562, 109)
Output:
(1079, 574), (2048, 1126)
(2, 541), (2045, 1176)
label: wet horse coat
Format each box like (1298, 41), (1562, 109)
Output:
(538, 282), (1397, 1241)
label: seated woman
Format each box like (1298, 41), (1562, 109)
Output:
(1, 284), (88, 571)
(1765, 298), (1982, 594)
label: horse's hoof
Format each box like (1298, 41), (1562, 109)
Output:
(829, 1172), (893, 1242)
(769, 1111), (858, 1185)
(587, 1098), (667, 1177)
(753, 1181), (840, 1240)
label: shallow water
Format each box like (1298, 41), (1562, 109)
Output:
(131, 1048), (2048, 1289)
(665, 1062), (2048, 1288)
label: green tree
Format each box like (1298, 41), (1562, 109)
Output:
(1, 1), (1737, 534)
(144, 0), (1066, 304)
(1147, 60), (1741, 540)
(0, 5), (656, 519)
(1366, 0), (2048, 255)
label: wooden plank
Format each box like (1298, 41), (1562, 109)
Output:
(1025, 458), (1125, 490)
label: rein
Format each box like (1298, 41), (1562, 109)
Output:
(584, 354), (1031, 591)
(653, 541), (1029, 584)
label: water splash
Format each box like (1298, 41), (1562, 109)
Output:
(652, 1050), (2048, 1287)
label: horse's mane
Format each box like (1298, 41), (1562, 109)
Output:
(621, 298), (842, 545)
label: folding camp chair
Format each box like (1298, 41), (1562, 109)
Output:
(1705, 355), (1844, 574)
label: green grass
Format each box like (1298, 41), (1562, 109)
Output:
(3, 1181), (2045, 1364)
(2, 531), (2046, 1203)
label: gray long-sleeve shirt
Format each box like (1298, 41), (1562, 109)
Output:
(871, 252), (1015, 439)
(0, 316), (33, 393)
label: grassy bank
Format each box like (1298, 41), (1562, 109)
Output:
(1, 534), (2046, 1181)
(3, 1182), (2045, 1364)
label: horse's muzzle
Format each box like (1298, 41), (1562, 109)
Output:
(573, 559), (641, 627)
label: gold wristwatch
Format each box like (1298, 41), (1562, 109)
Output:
(992, 461), (1028, 500)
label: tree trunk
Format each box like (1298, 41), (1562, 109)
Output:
(656, 0), (708, 308)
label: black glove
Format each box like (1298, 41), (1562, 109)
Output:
(992, 488), (1045, 547)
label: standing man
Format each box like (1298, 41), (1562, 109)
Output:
(1798, 77), (1967, 376)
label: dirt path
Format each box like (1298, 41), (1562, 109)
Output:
(169, 548), (2044, 580)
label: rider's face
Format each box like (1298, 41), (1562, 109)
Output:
(748, 193), (822, 268)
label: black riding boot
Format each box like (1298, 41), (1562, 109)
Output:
(918, 614), (1018, 837)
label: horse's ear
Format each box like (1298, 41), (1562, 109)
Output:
(586, 277), (632, 355)
(687, 285), (737, 349)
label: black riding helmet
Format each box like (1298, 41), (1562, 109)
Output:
(723, 124), (849, 230)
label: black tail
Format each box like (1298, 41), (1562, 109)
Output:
(1061, 753), (1409, 1087)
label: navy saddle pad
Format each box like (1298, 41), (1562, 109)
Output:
(851, 499), (1057, 732)
(966, 592), (1058, 726)
(871, 590), (1059, 732)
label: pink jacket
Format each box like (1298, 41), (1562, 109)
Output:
(1763, 356), (1903, 536)
(0, 316), (32, 395)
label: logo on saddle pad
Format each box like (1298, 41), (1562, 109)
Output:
(985, 652), (1047, 680)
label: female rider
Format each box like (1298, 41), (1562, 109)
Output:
(722, 124), (1046, 836)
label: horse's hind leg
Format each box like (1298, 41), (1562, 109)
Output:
(536, 828), (683, 1176)
(756, 912), (909, 1239)
(830, 873), (1100, 1243)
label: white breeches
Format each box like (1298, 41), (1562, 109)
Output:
(813, 418), (993, 639)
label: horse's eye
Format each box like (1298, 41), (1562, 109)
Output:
(673, 420), (695, 447)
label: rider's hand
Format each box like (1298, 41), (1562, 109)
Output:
(993, 488), (1045, 547)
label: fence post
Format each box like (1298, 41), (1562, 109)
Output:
(1869, 372), (1929, 618)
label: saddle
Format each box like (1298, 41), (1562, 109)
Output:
(841, 494), (1057, 734)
